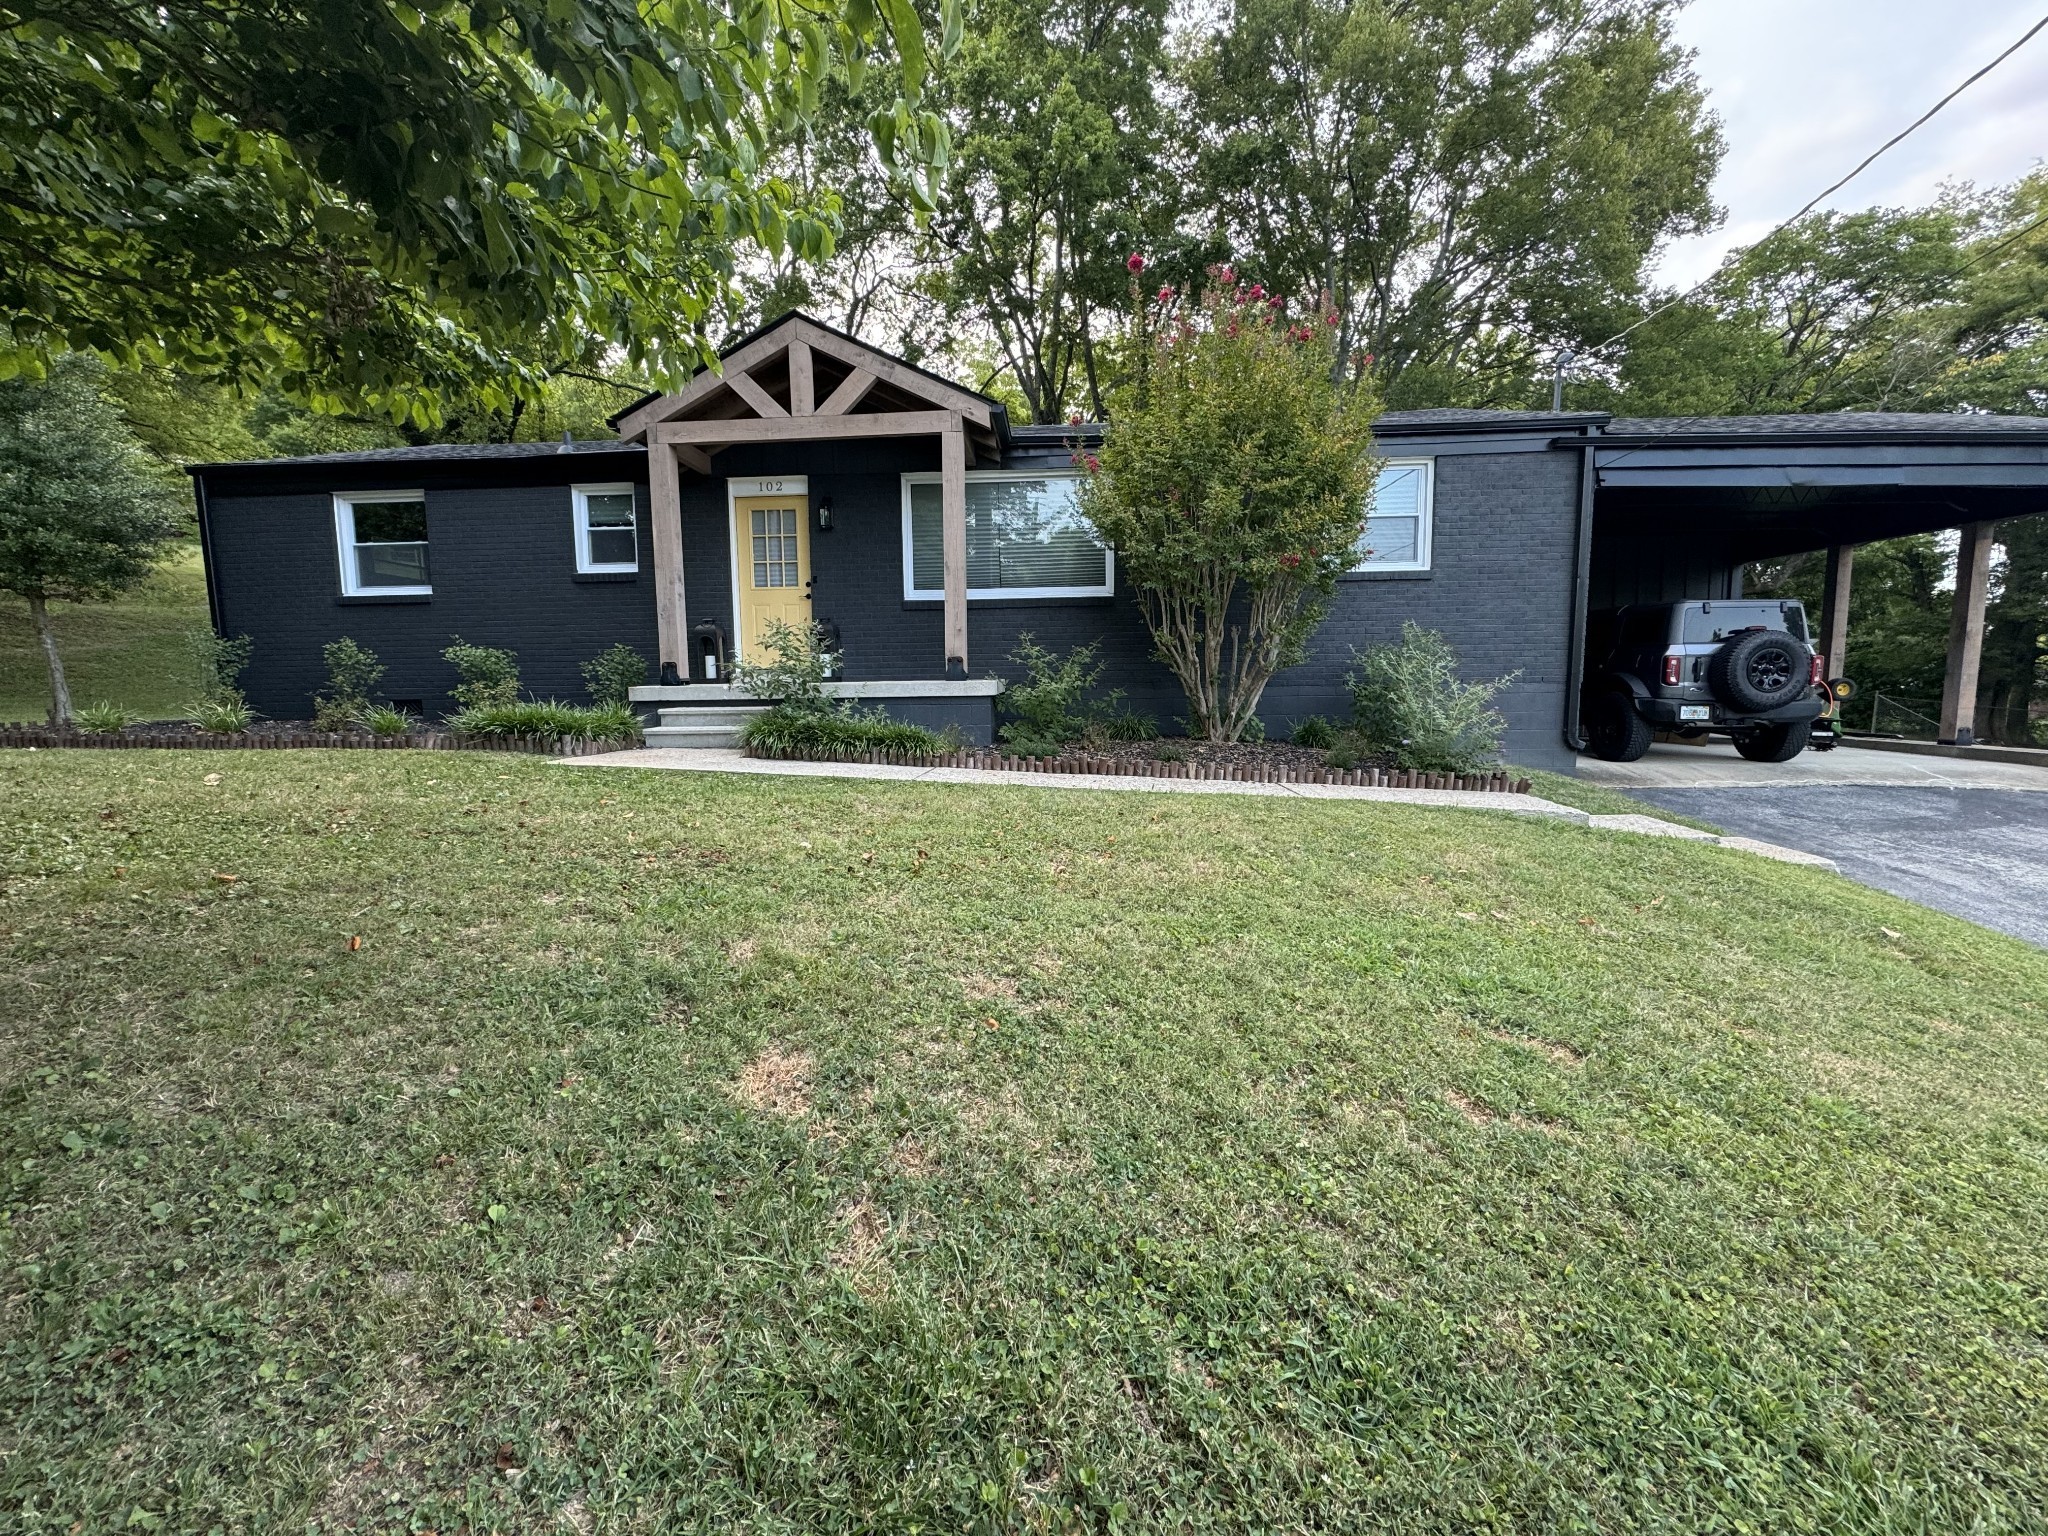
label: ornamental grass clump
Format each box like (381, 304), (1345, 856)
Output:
(1348, 622), (1518, 774)
(1079, 260), (1380, 741)
(449, 700), (639, 742)
(73, 700), (137, 734)
(739, 707), (946, 759)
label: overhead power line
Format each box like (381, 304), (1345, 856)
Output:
(1582, 9), (2048, 362)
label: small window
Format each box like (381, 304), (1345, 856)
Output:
(1354, 459), (1433, 572)
(902, 472), (1112, 600)
(334, 491), (430, 595)
(573, 484), (638, 573)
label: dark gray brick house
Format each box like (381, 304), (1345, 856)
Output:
(190, 314), (2048, 770)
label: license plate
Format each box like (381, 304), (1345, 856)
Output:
(1678, 705), (1710, 721)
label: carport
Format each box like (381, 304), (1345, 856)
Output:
(1564, 413), (2048, 749)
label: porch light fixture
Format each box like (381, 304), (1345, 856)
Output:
(816, 496), (834, 531)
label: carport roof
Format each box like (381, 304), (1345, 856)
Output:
(1600, 412), (2048, 446)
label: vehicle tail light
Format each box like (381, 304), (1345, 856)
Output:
(1662, 654), (1683, 686)
(1809, 653), (1825, 685)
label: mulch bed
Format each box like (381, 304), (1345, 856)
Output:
(749, 738), (1532, 794)
(0, 721), (638, 756)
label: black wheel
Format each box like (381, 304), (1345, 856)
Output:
(1708, 629), (1814, 713)
(1730, 719), (1812, 762)
(1585, 690), (1653, 762)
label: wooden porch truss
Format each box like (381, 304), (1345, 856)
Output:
(618, 314), (1004, 683)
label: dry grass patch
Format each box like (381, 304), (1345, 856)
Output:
(731, 1044), (813, 1117)
(829, 1196), (890, 1299)
(1489, 1030), (1586, 1066)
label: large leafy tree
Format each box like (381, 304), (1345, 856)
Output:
(920, 0), (1175, 421)
(1179, 0), (1720, 407)
(1, 0), (951, 423)
(0, 355), (182, 722)
(1589, 205), (1979, 416)
(1081, 269), (1379, 739)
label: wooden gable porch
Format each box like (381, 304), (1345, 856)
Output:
(615, 313), (1004, 684)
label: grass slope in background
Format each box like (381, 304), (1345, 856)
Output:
(0, 544), (210, 722)
(4, 753), (2046, 1533)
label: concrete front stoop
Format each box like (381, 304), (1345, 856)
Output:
(642, 704), (770, 750)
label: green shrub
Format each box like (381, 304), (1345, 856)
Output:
(449, 700), (639, 742)
(1151, 741), (1189, 763)
(315, 637), (383, 729)
(1348, 622), (1518, 774)
(74, 700), (136, 734)
(185, 629), (253, 702)
(731, 619), (836, 712)
(581, 642), (647, 708)
(362, 705), (412, 738)
(1240, 713), (1266, 744)
(442, 637), (521, 711)
(189, 696), (254, 734)
(1290, 714), (1338, 749)
(740, 704), (944, 758)
(999, 635), (1134, 754)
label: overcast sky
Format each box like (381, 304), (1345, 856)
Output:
(1655, 0), (2048, 288)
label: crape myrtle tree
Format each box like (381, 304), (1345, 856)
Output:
(0, 356), (182, 723)
(0, 0), (956, 424)
(1080, 261), (1378, 740)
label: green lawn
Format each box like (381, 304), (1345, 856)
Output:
(0, 543), (211, 722)
(5, 752), (2047, 1533)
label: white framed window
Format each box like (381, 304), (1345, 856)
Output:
(1354, 459), (1434, 572)
(901, 470), (1112, 600)
(334, 491), (430, 595)
(573, 483), (638, 573)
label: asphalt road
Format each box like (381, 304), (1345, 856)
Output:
(1627, 784), (2048, 948)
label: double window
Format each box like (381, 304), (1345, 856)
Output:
(334, 491), (430, 595)
(573, 483), (638, 573)
(1355, 459), (1434, 572)
(901, 471), (1111, 600)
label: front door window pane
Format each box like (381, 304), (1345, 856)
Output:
(752, 506), (798, 587)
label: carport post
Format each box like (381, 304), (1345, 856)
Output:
(1820, 544), (1853, 679)
(1938, 521), (1996, 745)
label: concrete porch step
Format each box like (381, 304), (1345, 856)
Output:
(643, 703), (769, 750)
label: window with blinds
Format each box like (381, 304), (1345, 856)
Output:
(1355, 460), (1434, 571)
(902, 473), (1111, 599)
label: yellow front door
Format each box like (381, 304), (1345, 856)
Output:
(733, 492), (812, 658)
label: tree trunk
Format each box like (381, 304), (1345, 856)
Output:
(27, 591), (73, 724)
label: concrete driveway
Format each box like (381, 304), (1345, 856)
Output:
(1580, 742), (2048, 947)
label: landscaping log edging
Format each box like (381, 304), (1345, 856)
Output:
(747, 743), (1531, 794)
(0, 726), (640, 757)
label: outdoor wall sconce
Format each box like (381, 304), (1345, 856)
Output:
(816, 496), (834, 531)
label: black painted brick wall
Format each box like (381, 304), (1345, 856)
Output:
(203, 435), (1583, 767)
(203, 457), (657, 720)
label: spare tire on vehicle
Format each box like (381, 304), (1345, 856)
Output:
(1707, 627), (1811, 713)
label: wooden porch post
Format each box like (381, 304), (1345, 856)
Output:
(1938, 520), (1996, 745)
(941, 413), (968, 677)
(647, 442), (690, 685)
(1820, 544), (1854, 679)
